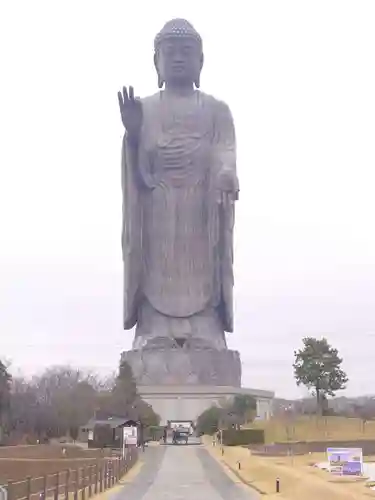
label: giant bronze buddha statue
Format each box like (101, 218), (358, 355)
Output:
(119, 19), (241, 386)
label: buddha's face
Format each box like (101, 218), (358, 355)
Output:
(156, 37), (203, 86)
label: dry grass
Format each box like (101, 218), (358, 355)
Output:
(207, 417), (375, 498)
(0, 445), (135, 500)
(207, 443), (375, 499)
(247, 416), (375, 443)
(77, 458), (144, 500)
(0, 444), (111, 460)
(0, 445), (111, 484)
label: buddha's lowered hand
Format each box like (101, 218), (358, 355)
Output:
(217, 168), (239, 194)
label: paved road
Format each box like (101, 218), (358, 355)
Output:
(113, 445), (258, 500)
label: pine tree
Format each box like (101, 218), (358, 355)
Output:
(293, 337), (348, 413)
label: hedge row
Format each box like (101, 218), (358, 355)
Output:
(221, 428), (265, 446)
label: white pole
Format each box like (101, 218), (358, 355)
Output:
(122, 428), (126, 459)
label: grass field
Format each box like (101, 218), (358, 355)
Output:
(0, 444), (113, 497)
(247, 416), (375, 443)
(0, 444), (136, 500)
(0, 444), (110, 460)
(208, 444), (375, 499)
(207, 416), (375, 498)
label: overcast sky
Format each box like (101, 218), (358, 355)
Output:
(1, 1), (374, 398)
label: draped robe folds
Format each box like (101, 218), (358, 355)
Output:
(121, 90), (237, 349)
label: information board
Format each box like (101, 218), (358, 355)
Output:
(123, 426), (138, 446)
(327, 447), (363, 476)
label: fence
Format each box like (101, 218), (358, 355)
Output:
(2, 449), (137, 500)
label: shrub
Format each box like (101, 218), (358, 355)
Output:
(196, 406), (221, 436)
(145, 425), (164, 441)
(221, 428), (265, 446)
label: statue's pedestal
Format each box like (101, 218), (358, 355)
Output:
(121, 347), (274, 425)
(121, 346), (241, 387)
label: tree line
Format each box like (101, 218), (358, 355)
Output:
(0, 359), (159, 444)
(0, 335), (356, 442)
(196, 394), (258, 436)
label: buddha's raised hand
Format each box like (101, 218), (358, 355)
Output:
(117, 86), (143, 144)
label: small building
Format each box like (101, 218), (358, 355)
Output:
(137, 385), (274, 426)
(79, 412), (140, 449)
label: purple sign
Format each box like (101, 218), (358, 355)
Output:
(342, 461), (362, 475)
(327, 448), (363, 476)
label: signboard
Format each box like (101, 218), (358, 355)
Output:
(169, 421), (193, 433)
(123, 426), (137, 446)
(327, 447), (363, 476)
(170, 421), (191, 428)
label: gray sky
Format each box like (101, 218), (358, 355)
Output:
(1, 1), (374, 398)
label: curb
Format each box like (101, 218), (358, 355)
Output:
(204, 445), (266, 496)
(220, 459), (267, 495)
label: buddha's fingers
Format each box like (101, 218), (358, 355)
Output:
(117, 91), (124, 109)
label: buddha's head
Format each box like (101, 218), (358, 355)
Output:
(154, 19), (204, 89)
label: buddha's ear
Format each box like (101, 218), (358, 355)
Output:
(194, 53), (204, 88)
(153, 52), (158, 71)
(154, 52), (164, 89)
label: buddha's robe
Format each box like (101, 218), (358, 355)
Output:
(121, 90), (237, 349)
